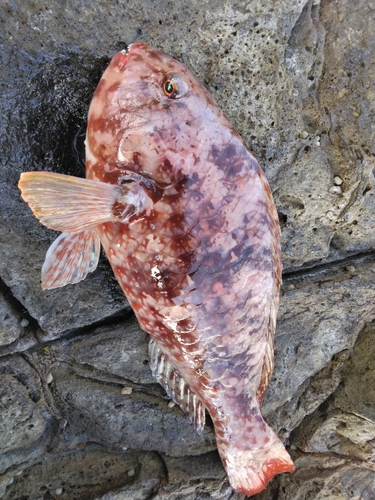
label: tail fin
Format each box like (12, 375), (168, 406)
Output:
(215, 406), (295, 496)
(224, 437), (295, 496)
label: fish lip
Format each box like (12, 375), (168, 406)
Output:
(120, 43), (132, 56)
(116, 43), (134, 71)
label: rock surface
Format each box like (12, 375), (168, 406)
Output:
(0, 0), (374, 498)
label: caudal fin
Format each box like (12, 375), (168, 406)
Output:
(214, 404), (295, 497)
(224, 438), (295, 496)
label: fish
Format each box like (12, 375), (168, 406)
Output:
(18, 42), (294, 496)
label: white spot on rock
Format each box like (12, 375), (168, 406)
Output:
(121, 386), (133, 395)
(329, 185), (342, 196)
(333, 176), (343, 186)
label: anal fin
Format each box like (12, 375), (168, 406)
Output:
(148, 338), (205, 435)
(42, 228), (100, 289)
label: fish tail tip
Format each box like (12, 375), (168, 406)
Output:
(225, 443), (294, 496)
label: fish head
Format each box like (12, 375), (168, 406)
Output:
(86, 42), (233, 187)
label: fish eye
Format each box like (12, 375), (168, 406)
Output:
(162, 75), (188, 99)
(164, 80), (175, 97)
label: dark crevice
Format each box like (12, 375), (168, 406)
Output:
(282, 249), (375, 284)
(34, 306), (135, 345)
(0, 276), (40, 332)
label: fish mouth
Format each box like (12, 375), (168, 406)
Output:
(119, 45), (131, 61)
(120, 43), (132, 57)
(115, 44), (134, 71)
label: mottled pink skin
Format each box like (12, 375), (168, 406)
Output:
(86, 42), (293, 495)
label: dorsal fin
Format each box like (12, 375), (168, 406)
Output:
(148, 338), (205, 435)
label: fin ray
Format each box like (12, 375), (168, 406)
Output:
(19, 172), (120, 233)
(148, 338), (206, 434)
(42, 228), (101, 289)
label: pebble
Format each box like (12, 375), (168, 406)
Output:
(333, 176), (343, 185)
(20, 319), (29, 328)
(55, 488), (63, 495)
(329, 185), (342, 195)
(168, 400), (176, 408)
(121, 387), (133, 395)
(46, 373), (53, 384)
(128, 469), (136, 477)
(346, 265), (356, 272)
(300, 130), (309, 139)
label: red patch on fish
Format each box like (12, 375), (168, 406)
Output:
(18, 42), (294, 496)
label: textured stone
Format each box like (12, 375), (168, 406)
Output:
(2, 446), (166, 500)
(263, 256), (375, 433)
(271, 322), (375, 500)
(0, 374), (45, 454)
(50, 364), (216, 458)
(0, 294), (22, 346)
(54, 317), (154, 385)
(274, 0), (375, 271)
(159, 452), (240, 500)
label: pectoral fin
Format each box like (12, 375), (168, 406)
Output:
(42, 229), (101, 289)
(19, 172), (121, 233)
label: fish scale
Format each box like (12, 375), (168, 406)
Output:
(18, 42), (294, 496)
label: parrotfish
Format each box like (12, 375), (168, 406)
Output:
(18, 42), (294, 496)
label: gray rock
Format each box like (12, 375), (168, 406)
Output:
(0, 374), (45, 454)
(53, 317), (154, 385)
(159, 452), (242, 500)
(272, 322), (375, 500)
(51, 364), (216, 457)
(263, 256), (375, 433)
(2, 445), (166, 500)
(0, 294), (23, 346)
